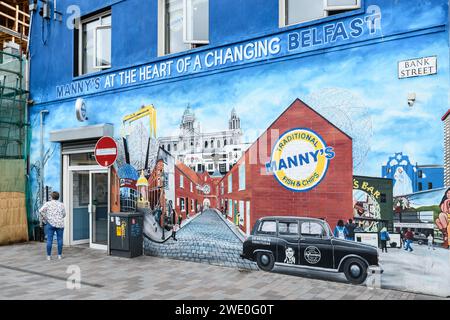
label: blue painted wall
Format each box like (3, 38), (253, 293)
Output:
(27, 0), (450, 215)
(209, 0), (279, 45)
(417, 166), (444, 191)
(29, 0), (450, 104)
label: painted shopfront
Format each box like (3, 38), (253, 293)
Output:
(28, 0), (450, 252)
(353, 176), (394, 232)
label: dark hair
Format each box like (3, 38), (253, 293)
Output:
(348, 219), (353, 223)
(51, 191), (60, 200)
(337, 220), (344, 227)
(439, 188), (450, 206)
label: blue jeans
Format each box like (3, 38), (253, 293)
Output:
(45, 224), (64, 256)
(404, 239), (413, 251)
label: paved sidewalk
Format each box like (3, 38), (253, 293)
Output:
(0, 242), (439, 300)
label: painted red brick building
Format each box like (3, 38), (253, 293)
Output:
(174, 161), (203, 219)
(218, 99), (354, 234)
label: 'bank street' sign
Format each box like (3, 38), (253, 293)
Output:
(398, 56), (437, 79)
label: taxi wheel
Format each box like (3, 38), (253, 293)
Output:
(256, 252), (275, 272)
(343, 258), (368, 285)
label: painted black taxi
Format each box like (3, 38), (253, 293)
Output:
(241, 217), (382, 284)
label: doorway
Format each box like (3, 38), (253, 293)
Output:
(64, 152), (110, 250)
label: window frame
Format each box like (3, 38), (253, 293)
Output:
(238, 162), (246, 191)
(279, 0), (362, 28)
(180, 174), (184, 188)
(257, 220), (277, 235)
(278, 220), (299, 237)
(77, 10), (112, 76)
(300, 221), (329, 239)
(158, 0), (209, 56)
(93, 24), (112, 70)
(228, 174), (233, 193)
(183, 0), (209, 45)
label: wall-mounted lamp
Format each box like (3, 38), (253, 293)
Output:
(39, 0), (51, 20)
(29, 0), (38, 12)
(407, 93), (416, 107)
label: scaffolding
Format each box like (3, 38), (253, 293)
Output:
(0, 50), (27, 158)
(0, 1), (30, 54)
(0, 49), (30, 244)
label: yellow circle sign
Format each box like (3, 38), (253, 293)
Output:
(265, 128), (335, 192)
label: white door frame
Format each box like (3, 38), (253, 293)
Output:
(89, 169), (110, 251)
(64, 158), (110, 250)
(68, 170), (90, 246)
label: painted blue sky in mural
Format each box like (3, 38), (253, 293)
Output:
(29, 29), (448, 193)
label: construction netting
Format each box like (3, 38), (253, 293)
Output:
(0, 50), (30, 244)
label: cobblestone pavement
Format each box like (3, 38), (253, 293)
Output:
(0, 242), (440, 300)
(144, 210), (257, 270)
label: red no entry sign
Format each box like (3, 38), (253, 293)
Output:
(95, 136), (118, 167)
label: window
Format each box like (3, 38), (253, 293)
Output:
(418, 182), (423, 191)
(228, 199), (233, 217)
(205, 141), (208, 148)
(278, 221), (299, 236)
(180, 175), (184, 188)
(418, 170), (423, 178)
(258, 221), (277, 234)
(380, 193), (386, 203)
(428, 182), (433, 190)
(159, 0), (209, 56)
(301, 222), (327, 238)
(168, 144), (171, 152)
(208, 163), (214, 171)
(191, 199), (195, 212)
(280, 0), (361, 27)
(174, 143), (178, 151)
(190, 182), (193, 192)
(180, 197), (185, 211)
(238, 162), (246, 191)
(76, 11), (111, 76)
(228, 174), (233, 193)
(220, 182), (224, 195)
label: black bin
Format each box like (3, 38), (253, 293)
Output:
(109, 212), (143, 258)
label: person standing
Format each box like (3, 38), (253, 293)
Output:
(379, 227), (390, 253)
(345, 219), (357, 241)
(39, 192), (66, 261)
(333, 220), (349, 240)
(404, 228), (414, 252)
(427, 233), (435, 250)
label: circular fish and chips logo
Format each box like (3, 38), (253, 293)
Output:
(266, 128), (335, 192)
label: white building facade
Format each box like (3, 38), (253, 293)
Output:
(159, 106), (248, 176)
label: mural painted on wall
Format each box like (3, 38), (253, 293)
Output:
(28, 25), (450, 270)
(352, 176), (393, 232)
(382, 152), (444, 196)
(394, 188), (449, 248)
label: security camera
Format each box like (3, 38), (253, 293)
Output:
(407, 93), (416, 107)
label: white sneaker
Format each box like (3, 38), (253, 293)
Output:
(57, 255), (62, 260)
(46, 256), (51, 261)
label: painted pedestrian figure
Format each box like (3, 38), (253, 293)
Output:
(404, 228), (414, 252)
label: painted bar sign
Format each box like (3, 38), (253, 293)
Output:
(398, 56), (437, 79)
